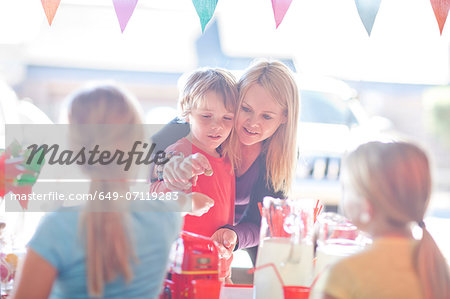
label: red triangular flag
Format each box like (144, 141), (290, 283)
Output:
(271, 0), (293, 29)
(41, 0), (61, 26)
(430, 0), (450, 35)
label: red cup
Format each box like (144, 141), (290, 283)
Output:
(192, 279), (222, 299)
(283, 286), (310, 299)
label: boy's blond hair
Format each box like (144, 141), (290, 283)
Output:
(179, 68), (238, 160)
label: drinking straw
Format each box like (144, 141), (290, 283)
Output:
(248, 263), (285, 287)
(250, 263), (327, 295)
(251, 262), (325, 289)
(310, 263), (331, 291)
(260, 202), (274, 237)
(272, 205), (279, 236)
(274, 205), (287, 237)
(268, 205), (276, 237)
(313, 200), (319, 223)
(258, 202), (263, 217)
(301, 210), (309, 236)
(281, 205), (290, 237)
(313, 200), (323, 224)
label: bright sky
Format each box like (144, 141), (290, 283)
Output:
(0, 0), (449, 84)
(218, 0), (450, 84)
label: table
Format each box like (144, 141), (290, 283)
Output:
(220, 285), (253, 299)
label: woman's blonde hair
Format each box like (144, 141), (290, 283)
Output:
(67, 83), (143, 297)
(231, 60), (299, 193)
(178, 67), (238, 160)
(344, 141), (450, 299)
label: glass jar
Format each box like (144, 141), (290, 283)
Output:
(253, 197), (315, 299)
(313, 212), (372, 280)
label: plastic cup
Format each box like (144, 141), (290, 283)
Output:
(283, 286), (310, 299)
(192, 279), (222, 299)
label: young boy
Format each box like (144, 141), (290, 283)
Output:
(150, 68), (238, 280)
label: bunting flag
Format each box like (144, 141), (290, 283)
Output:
(271, 0), (293, 29)
(430, 0), (450, 35)
(0, 153), (31, 209)
(41, 0), (61, 26)
(0, 153), (5, 198)
(112, 0), (139, 33)
(192, 0), (218, 32)
(8, 185), (32, 210)
(355, 0), (382, 36)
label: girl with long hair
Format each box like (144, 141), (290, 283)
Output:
(11, 83), (207, 298)
(317, 141), (450, 299)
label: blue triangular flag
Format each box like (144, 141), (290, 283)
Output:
(192, 0), (218, 33)
(355, 0), (382, 36)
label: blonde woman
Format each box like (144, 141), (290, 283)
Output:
(157, 60), (299, 265)
(315, 141), (450, 299)
(12, 84), (211, 298)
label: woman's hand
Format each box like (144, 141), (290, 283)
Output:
(163, 153), (212, 191)
(211, 228), (237, 260)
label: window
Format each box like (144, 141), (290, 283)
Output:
(300, 90), (358, 126)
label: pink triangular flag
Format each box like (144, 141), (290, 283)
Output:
(112, 0), (139, 33)
(271, 0), (293, 29)
(41, 0), (61, 26)
(431, 0), (450, 35)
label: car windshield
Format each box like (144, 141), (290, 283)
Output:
(300, 90), (358, 126)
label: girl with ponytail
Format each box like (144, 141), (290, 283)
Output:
(315, 141), (450, 299)
(11, 83), (207, 298)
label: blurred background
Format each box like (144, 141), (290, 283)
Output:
(1, 0), (449, 268)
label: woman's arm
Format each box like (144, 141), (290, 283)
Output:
(148, 117), (190, 184)
(228, 196), (262, 250)
(150, 117), (190, 155)
(215, 156), (283, 251)
(212, 186), (262, 251)
(11, 248), (57, 299)
(230, 173), (285, 250)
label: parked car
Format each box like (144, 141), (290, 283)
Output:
(292, 75), (390, 207)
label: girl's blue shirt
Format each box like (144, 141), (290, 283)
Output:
(28, 203), (181, 299)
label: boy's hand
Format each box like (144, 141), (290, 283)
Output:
(163, 153), (213, 191)
(187, 153), (213, 186)
(188, 192), (214, 216)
